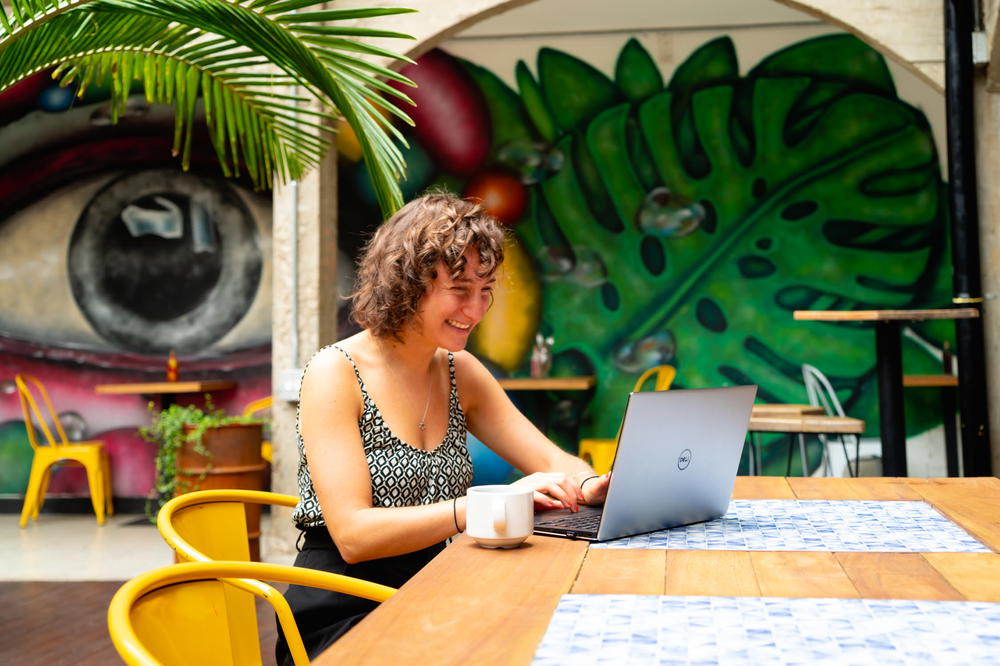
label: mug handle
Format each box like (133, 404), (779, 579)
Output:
(492, 498), (507, 533)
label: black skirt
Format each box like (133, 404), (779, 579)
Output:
(275, 526), (445, 665)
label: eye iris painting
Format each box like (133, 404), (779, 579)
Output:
(68, 169), (263, 354)
(0, 27), (954, 503)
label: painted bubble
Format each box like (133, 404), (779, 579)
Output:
(613, 330), (677, 373)
(536, 245), (575, 280)
(58, 411), (88, 441)
(550, 399), (577, 428)
(497, 138), (564, 184)
(567, 246), (607, 288)
(536, 245), (607, 287)
(637, 187), (705, 238)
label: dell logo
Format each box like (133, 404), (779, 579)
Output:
(677, 449), (692, 470)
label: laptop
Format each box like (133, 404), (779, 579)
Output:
(533, 385), (757, 542)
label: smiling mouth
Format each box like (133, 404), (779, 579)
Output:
(446, 319), (471, 330)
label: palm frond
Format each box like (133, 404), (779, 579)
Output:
(0, 0), (416, 213)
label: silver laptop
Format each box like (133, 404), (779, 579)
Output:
(533, 385), (757, 542)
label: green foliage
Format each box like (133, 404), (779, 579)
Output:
(139, 397), (261, 519)
(467, 35), (952, 471)
(0, 421), (33, 494)
(0, 0), (416, 213)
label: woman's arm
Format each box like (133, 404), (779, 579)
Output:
(299, 348), (465, 563)
(456, 351), (610, 509)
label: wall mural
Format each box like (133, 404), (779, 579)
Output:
(0, 72), (272, 501)
(0, 29), (953, 503)
(340, 34), (953, 478)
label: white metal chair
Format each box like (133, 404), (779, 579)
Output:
(801, 364), (861, 477)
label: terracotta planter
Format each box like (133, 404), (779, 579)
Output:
(177, 422), (267, 560)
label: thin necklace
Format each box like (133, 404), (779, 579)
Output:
(380, 344), (435, 431)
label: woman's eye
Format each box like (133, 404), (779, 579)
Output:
(0, 167), (271, 357)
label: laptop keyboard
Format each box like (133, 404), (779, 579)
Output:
(538, 511), (601, 531)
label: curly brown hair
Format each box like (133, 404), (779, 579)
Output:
(350, 193), (506, 338)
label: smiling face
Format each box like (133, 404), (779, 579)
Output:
(412, 248), (496, 351)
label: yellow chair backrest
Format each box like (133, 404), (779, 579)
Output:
(109, 561), (396, 666)
(242, 396), (273, 418)
(15, 374), (71, 450)
(157, 490), (392, 665)
(631, 364), (676, 392)
(578, 365), (677, 474)
(243, 396), (273, 462)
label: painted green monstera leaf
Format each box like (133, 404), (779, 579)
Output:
(467, 35), (950, 470)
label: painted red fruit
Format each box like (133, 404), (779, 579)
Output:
(390, 49), (490, 176)
(463, 169), (527, 225)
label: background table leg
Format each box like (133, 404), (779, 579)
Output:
(875, 321), (907, 476)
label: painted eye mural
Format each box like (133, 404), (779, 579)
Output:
(343, 34), (954, 479)
(0, 72), (272, 501)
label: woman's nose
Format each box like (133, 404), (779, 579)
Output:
(462, 292), (490, 319)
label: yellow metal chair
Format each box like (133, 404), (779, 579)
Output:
(14, 373), (113, 527)
(243, 396), (273, 463)
(578, 365), (677, 474)
(107, 560), (396, 666)
(158, 489), (391, 664)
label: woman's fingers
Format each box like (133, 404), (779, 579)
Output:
(544, 474), (580, 511)
(533, 490), (564, 510)
(515, 473), (580, 511)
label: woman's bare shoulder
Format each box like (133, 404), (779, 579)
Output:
(301, 339), (366, 402)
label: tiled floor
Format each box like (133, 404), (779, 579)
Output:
(0, 512), (294, 581)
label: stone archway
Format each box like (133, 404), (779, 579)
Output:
(342, 0), (944, 90)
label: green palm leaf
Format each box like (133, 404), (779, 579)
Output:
(0, 0), (415, 213)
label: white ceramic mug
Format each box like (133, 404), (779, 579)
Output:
(465, 485), (534, 549)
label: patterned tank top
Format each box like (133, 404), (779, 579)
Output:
(292, 345), (474, 528)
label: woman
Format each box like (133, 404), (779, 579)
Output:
(276, 193), (609, 663)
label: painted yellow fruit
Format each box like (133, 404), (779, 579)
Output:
(335, 106), (397, 163)
(335, 116), (363, 162)
(470, 236), (541, 373)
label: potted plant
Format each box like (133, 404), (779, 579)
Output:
(140, 397), (265, 521)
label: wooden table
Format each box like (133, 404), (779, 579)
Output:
(750, 403), (823, 416)
(746, 413), (865, 476)
(793, 308), (978, 476)
(497, 376), (596, 391)
(315, 477), (1000, 665)
(95, 380), (236, 408)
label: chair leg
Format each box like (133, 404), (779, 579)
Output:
(32, 465), (53, 520)
(798, 433), (810, 477)
(744, 434), (756, 475)
(103, 452), (115, 516)
(837, 435), (855, 477)
(84, 461), (106, 526)
(20, 458), (49, 527)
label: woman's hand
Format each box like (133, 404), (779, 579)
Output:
(513, 472), (584, 512)
(578, 472), (610, 506)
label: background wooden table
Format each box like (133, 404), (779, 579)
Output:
(496, 376), (595, 391)
(315, 477), (1000, 666)
(793, 308), (978, 476)
(95, 379), (236, 408)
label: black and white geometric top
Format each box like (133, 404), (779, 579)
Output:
(292, 345), (474, 528)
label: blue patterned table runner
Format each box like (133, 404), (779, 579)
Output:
(533, 595), (1000, 665)
(588, 500), (990, 552)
